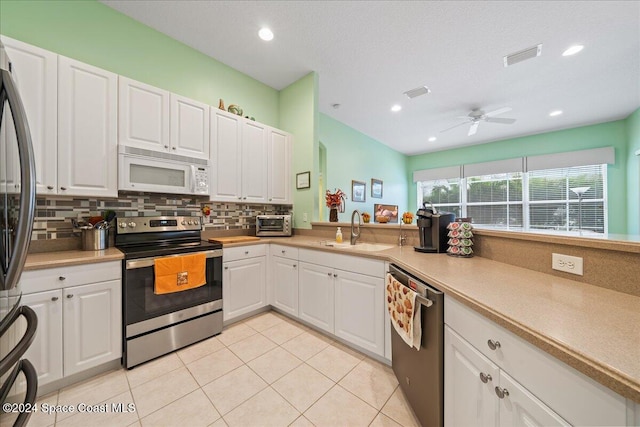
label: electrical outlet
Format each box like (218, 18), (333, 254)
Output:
(303, 212), (308, 222)
(552, 253), (584, 275)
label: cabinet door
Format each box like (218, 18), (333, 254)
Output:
(334, 270), (384, 356)
(498, 371), (570, 427)
(170, 94), (209, 159)
(118, 77), (170, 152)
(19, 290), (63, 387)
(241, 120), (268, 203)
(298, 262), (334, 334)
(58, 57), (117, 197)
(63, 280), (122, 376)
(272, 256), (298, 317)
(445, 326), (499, 427)
(223, 257), (267, 322)
(267, 128), (291, 204)
(210, 108), (242, 202)
(1, 36), (57, 194)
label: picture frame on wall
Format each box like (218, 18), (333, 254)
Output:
(352, 180), (366, 202)
(374, 204), (399, 223)
(371, 179), (383, 198)
(296, 171), (311, 189)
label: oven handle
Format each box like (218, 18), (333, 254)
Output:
(126, 249), (222, 270)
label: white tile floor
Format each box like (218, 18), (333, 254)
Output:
(8, 311), (421, 427)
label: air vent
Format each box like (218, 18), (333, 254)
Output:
(404, 86), (431, 99)
(503, 44), (542, 67)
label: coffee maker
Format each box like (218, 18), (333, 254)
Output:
(414, 202), (455, 253)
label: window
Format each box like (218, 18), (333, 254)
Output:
(416, 164), (607, 234)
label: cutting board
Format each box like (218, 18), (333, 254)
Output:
(208, 236), (261, 244)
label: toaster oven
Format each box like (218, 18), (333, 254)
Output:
(256, 214), (292, 236)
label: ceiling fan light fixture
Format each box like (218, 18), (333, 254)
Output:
(258, 27), (274, 41)
(562, 45), (584, 56)
(549, 110), (563, 117)
(404, 86), (431, 99)
(503, 44), (542, 67)
(391, 104), (402, 112)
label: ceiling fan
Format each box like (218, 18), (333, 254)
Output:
(441, 107), (517, 136)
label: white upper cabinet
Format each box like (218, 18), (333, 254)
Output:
(210, 108), (242, 201)
(267, 128), (292, 204)
(58, 56), (118, 197)
(1, 36), (58, 194)
(119, 77), (209, 160)
(118, 77), (170, 152)
(241, 120), (268, 203)
(170, 93), (209, 159)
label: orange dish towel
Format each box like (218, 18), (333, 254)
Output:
(386, 273), (422, 350)
(154, 253), (207, 295)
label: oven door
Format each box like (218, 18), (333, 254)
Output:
(123, 249), (222, 338)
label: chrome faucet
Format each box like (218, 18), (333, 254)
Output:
(350, 210), (361, 245)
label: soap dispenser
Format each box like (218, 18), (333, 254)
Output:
(336, 227), (343, 243)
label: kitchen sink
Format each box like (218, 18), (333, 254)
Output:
(303, 241), (394, 252)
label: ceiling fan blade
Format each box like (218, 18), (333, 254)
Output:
(485, 107), (512, 117)
(484, 117), (516, 124)
(440, 121), (469, 133)
(468, 122), (479, 136)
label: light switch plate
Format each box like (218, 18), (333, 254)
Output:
(552, 253), (583, 275)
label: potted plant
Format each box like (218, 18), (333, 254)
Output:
(325, 189), (346, 222)
(362, 212), (371, 223)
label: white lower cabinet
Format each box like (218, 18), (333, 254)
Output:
(62, 280), (122, 376)
(223, 245), (267, 322)
(445, 297), (628, 427)
(445, 326), (568, 427)
(298, 261), (335, 334)
(271, 256), (299, 317)
(18, 261), (121, 390)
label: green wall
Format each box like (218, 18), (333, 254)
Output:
(279, 73), (319, 229)
(319, 114), (409, 222)
(408, 120), (629, 233)
(0, 0), (279, 126)
(626, 108), (640, 235)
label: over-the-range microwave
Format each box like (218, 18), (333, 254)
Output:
(118, 146), (210, 196)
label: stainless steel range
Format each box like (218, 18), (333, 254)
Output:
(115, 216), (223, 369)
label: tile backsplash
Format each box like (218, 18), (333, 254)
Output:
(31, 192), (291, 240)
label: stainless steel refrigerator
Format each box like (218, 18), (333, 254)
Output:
(0, 40), (38, 427)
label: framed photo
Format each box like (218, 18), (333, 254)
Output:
(352, 180), (366, 202)
(374, 204), (399, 223)
(371, 179), (383, 198)
(296, 171), (310, 189)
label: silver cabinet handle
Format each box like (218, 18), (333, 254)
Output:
(495, 386), (509, 399)
(47, 185), (54, 190)
(60, 186), (67, 191)
(479, 372), (492, 383)
(487, 339), (501, 350)
(327, 272), (332, 277)
(224, 266), (228, 270)
(293, 264), (297, 268)
(164, 145), (169, 149)
(243, 197), (247, 200)
(333, 273), (338, 278)
(281, 250), (286, 254)
(51, 297), (59, 302)
(171, 147), (176, 150)
(66, 294), (74, 299)
(58, 276), (66, 281)
(269, 198), (272, 201)
(245, 251), (249, 255)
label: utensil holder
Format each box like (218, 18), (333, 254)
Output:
(81, 228), (108, 251)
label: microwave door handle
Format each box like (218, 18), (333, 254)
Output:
(190, 165), (196, 193)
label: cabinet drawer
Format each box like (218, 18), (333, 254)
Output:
(21, 261), (121, 294)
(298, 248), (384, 278)
(445, 297), (626, 426)
(270, 244), (298, 260)
(224, 244), (267, 262)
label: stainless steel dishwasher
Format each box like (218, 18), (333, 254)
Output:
(388, 263), (444, 427)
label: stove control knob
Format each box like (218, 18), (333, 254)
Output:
(119, 222), (127, 228)
(187, 220), (193, 225)
(193, 219), (199, 225)
(182, 220), (187, 225)
(128, 222), (137, 228)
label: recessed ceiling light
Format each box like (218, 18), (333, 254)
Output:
(428, 136), (437, 142)
(258, 27), (274, 41)
(391, 104), (402, 112)
(562, 45), (584, 56)
(549, 110), (563, 117)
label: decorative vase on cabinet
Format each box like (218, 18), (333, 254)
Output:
(329, 208), (338, 222)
